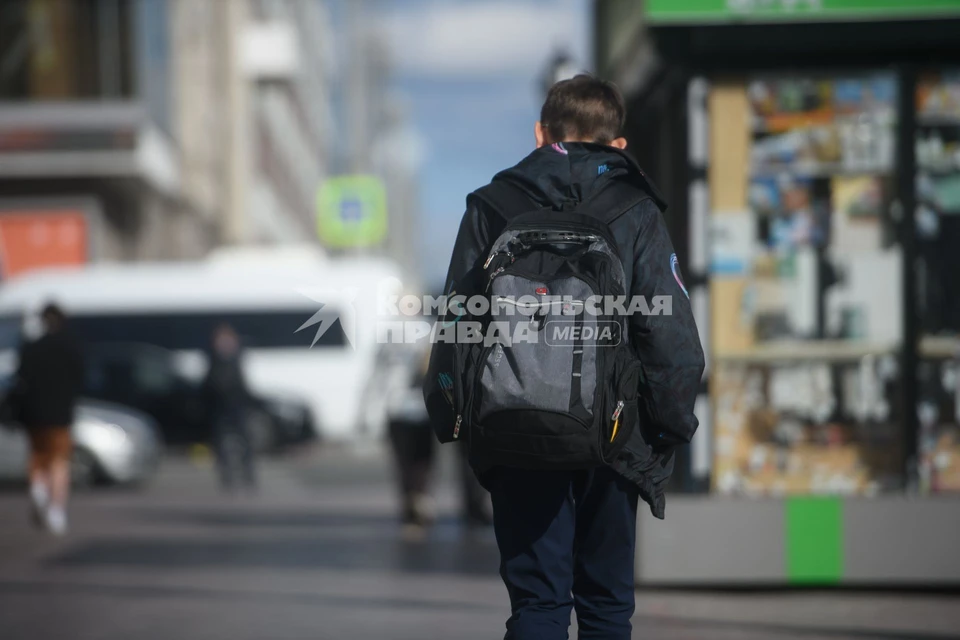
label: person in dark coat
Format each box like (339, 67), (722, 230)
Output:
(388, 334), (492, 538)
(15, 303), (84, 535)
(201, 323), (256, 492)
(387, 347), (436, 535)
(434, 75), (705, 639)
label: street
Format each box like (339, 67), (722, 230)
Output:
(1, 446), (958, 640)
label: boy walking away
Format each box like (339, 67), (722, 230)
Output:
(424, 75), (705, 639)
(16, 303), (84, 536)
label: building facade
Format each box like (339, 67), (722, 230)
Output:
(0, 0), (209, 271)
(0, 0), (335, 279)
(174, 0), (335, 246)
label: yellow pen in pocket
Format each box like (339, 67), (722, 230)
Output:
(610, 400), (624, 442)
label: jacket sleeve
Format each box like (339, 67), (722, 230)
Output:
(14, 342), (29, 386)
(441, 198), (491, 296)
(628, 199), (705, 452)
(70, 339), (85, 399)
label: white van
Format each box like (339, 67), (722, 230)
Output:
(0, 253), (404, 441)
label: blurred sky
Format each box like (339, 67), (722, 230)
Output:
(330, 0), (591, 288)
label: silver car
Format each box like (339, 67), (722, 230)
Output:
(0, 399), (162, 486)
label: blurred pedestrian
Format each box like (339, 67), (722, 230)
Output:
(15, 303), (84, 535)
(202, 323), (256, 493)
(387, 347), (436, 536)
(388, 343), (492, 537)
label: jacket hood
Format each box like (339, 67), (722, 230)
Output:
(490, 142), (667, 212)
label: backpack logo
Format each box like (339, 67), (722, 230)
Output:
(535, 287), (548, 295)
(597, 164), (609, 176)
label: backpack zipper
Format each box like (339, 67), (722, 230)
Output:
(495, 296), (585, 312)
(486, 266), (506, 291)
(505, 220), (622, 258)
(484, 248), (516, 270)
(491, 267), (620, 300)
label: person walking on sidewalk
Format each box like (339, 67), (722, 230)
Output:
(425, 75), (704, 639)
(202, 323), (257, 493)
(15, 303), (84, 535)
(387, 345), (437, 536)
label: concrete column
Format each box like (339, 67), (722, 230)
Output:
(224, 0), (252, 245)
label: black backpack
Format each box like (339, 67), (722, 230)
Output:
(424, 180), (652, 470)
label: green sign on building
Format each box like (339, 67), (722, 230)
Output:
(646, 0), (960, 24)
(316, 175), (388, 249)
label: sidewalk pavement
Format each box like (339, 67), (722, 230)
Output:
(0, 445), (957, 640)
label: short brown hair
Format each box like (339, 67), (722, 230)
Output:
(540, 74), (626, 145)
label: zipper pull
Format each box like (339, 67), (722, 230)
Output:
(486, 266), (505, 292)
(483, 253), (496, 269)
(453, 414), (462, 439)
(611, 400), (625, 422)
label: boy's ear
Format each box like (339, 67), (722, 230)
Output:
(535, 122), (548, 148)
(609, 137), (628, 150)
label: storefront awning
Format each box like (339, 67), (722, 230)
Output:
(646, 0), (960, 25)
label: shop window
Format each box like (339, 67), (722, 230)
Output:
(915, 70), (960, 494)
(0, 0), (133, 100)
(708, 73), (904, 496)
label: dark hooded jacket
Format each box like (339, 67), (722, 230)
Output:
(14, 328), (84, 429)
(440, 142), (705, 518)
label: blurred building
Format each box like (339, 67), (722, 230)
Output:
(0, 0), (204, 270)
(174, 0), (335, 246)
(338, 7), (423, 286)
(365, 74), (423, 284)
(0, 0), (334, 278)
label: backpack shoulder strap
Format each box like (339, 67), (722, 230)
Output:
(469, 181), (542, 221)
(580, 179), (653, 226)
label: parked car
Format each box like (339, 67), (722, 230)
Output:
(0, 398), (162, 486)
(82, 342), (314, 452)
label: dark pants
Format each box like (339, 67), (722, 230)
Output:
(487, 466), (639, 640)
(388, 421), (435, 523)
(388, 421), (435, 496)
(214, 414), (255, 491)
(460, 441), (492, 525)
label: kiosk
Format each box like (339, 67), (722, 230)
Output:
(595, 0), (960, 585)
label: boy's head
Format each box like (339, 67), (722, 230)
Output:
(536, 74), (627, 150)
